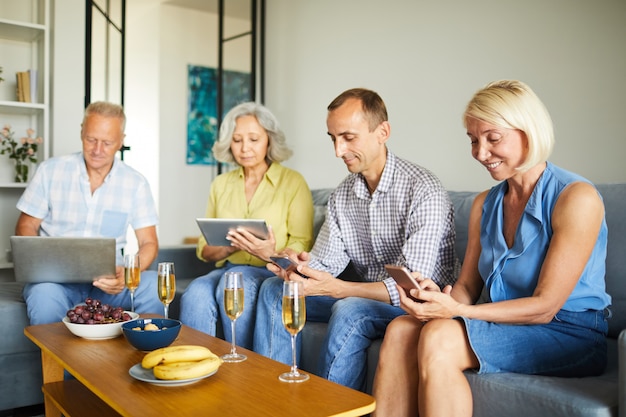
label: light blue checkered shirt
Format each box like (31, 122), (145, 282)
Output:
(17, 152), (159, 265)
(309, 151), (459, 306)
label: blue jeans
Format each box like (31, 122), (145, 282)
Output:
(253, 277), (405, 390)
(180, 263), (274, 350)
(23, 270), (162, 325)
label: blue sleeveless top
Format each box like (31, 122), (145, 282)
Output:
(478, 162), (611, 311)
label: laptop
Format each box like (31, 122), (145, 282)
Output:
(10, 236), (117, 283)
(196, 218), (269, 246)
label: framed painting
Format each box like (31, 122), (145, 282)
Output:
(187, 65), (251, 165)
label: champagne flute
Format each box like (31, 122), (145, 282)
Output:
(279, 280), (309, 382)
(157, 262), (176, 318)
(124, 253), (141, 312)
(221, 271), (247, 363)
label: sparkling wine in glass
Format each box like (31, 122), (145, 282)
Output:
(221, 271), (247, 363)
(124, 253), (141, 312)
(157, 262), (176, 318)
(279, 280), (309, 382)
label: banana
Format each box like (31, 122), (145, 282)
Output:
(154, 361), (199, 368)
(153, 356), (223, 380)
(141, 345), (215, 369)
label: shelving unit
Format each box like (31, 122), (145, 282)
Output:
(0, 0), (49, 276)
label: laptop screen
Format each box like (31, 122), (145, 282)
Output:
(10, 236), (116, 283)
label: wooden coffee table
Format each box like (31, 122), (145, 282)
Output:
(25, 319), (376, 416)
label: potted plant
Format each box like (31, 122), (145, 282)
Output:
(0, 125), (43, 182)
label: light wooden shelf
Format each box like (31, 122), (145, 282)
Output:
(0, 262), (13, 270)
(0, 182), (28, 189)
(0, 101), (46, 114)
(0, 18), (45, 42)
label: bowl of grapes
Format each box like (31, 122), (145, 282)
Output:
(62, 297), (139, 340)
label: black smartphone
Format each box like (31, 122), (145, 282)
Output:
(270, 256), (308, 277)
(385, 264), (422, 301)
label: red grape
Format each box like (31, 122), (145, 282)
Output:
(65, 298), (132, 325)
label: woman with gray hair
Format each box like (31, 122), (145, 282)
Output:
(180, 102), (314, 350)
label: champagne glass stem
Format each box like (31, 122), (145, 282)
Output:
(129, 290), (135, 312)
(163, 304), (169, 319)
(290, 333), (298, 375)
(230, 319), (237, 355)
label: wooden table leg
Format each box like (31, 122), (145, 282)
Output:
(42, 393), (62, 417)
(40, 350), (65, 417)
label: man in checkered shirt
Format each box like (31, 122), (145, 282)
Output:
(16, 101), (163, 325)
(254, 88), (459, 391)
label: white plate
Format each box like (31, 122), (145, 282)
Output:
(129, 363), (217, 387)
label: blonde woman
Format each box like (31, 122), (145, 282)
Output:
(373, 81), (610, 417)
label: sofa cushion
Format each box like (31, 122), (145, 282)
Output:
(311, 188), (333, 238)
(596, 183), (626, 337)
(448, 191), (479, 263)
(0, 351), (43, 410)
(0, 282), (44, 411)
(466, 338), (619, 417)
(0, 282), (39, 355)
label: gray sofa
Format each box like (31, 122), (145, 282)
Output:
(1, 184), (624, 416)
(160, 185), (626, 417)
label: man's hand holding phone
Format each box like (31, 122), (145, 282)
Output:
(269, 255), (308, 278)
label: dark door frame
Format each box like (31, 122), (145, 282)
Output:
(85, 0), (127, 157)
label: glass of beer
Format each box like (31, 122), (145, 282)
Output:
(124, 253), (141, 312)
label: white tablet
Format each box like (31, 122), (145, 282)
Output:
(196, 218), (269, 246)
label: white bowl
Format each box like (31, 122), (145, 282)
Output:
(62, 311), (139, 340)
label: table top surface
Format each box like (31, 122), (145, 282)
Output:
(25, 319), (375, 417)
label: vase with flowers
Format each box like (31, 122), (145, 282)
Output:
(0, 125), (43, 183)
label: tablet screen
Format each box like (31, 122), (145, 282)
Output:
(196, 218), (269, 246)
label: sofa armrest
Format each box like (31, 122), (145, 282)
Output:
(617, 329), (626, 417)
(147, 244), (215, 281)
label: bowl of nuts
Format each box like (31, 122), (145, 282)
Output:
(121, 318), (182, 351)
(62, 298), (139, 340)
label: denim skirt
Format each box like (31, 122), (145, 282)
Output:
(457, 309), (609, 377)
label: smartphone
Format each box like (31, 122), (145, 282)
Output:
(385, 264), (422, 301)
(270, 256), (307, 278)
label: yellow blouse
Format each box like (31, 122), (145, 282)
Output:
(196, 162), (314, 267)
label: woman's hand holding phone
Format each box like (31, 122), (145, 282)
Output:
(385, 264), (425, 302)
(386, 264), (461, 323)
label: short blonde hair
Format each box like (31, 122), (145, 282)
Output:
(212, 102), (292, 164)
(463, 80), (554, 172)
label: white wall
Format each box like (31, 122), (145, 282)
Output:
(123, 0), (162, 254)
(51, 0), (626, 246)
(156, 4), (218, 246)
(50, 0), (85, 157)
(264, 0), (626, 192)
(155, 5), (251, 245)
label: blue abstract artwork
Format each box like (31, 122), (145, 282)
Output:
(187, 65), (251, 165)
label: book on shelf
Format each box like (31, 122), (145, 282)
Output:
(22, 71), (30, 103)
(15, 72), (23, 102)
(28, 69), (37, 103)
(14, 71), (33, 103)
